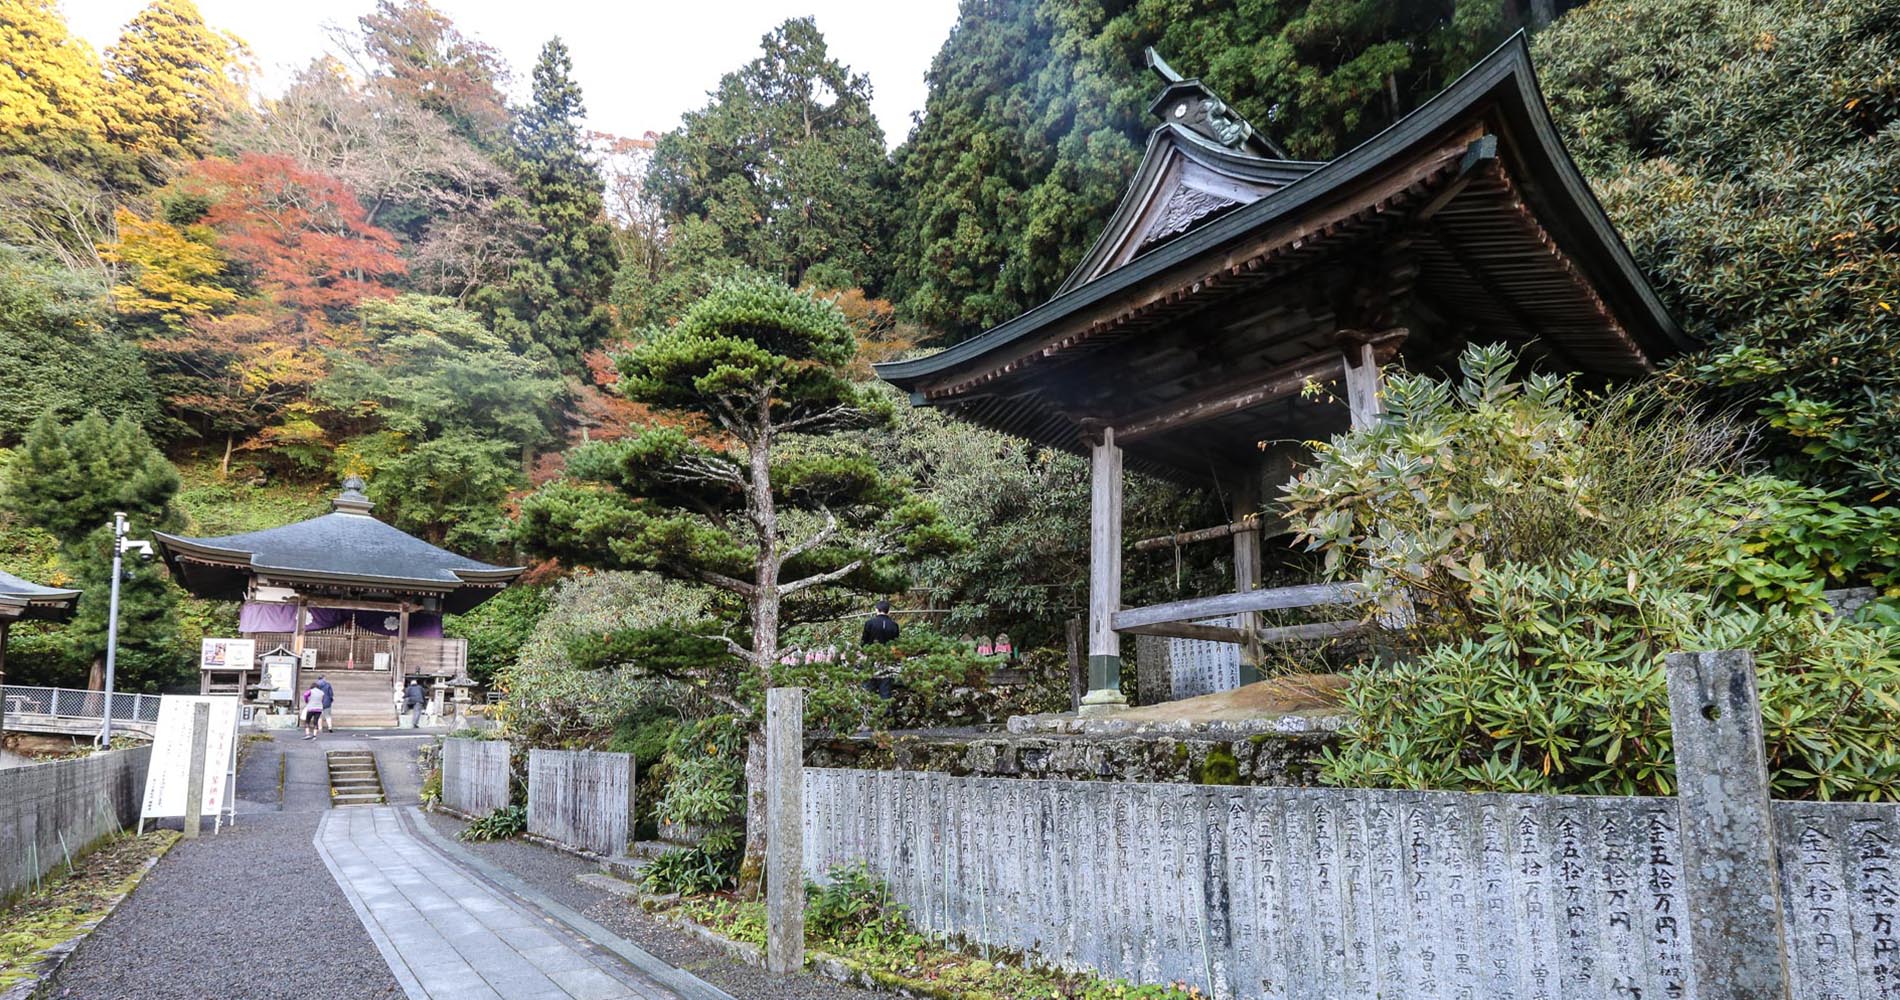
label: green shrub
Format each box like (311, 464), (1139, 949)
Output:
(642, 846), (733, 896)
(459, 805), (526, 842)
(1318, 552), (1900, 799)
(1285, 345), (1900, 800)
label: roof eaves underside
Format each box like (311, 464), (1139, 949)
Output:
(876, 33), (1687, 401)
(153, 528), (523, 598)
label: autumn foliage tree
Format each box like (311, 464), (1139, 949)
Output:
(182, 153), (406, 313)
(101, 0), (244, 173)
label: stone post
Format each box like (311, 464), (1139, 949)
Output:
(183, 701), (210, 840)
(765, 687), (806, 974)
(1665, 649), (1792, 999)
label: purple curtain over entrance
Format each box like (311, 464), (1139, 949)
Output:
(238, 602), (443, 638)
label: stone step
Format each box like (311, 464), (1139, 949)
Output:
(331, 777), (381, 787)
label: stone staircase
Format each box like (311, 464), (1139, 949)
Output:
(327, 750), (386, 806)
(314, 669), (398, 728)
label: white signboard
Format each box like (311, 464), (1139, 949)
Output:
(301, 649), (317, 674)
(200, 638), (256, 672)
(261, 654), (297, 701)
(139, 695), (241, 832)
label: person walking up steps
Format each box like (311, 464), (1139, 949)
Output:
(315, 674), (335, 732)
(404, 677), (426, 730)
(300, 683), (324, 739)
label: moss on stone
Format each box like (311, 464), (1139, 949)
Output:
(1197, 745), (1241, 785)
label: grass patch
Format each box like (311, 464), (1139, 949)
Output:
(659, 864), (1203, 999)
(0, 830), (179, 991)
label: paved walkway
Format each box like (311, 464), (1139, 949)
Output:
(318, 807), (685, 1000)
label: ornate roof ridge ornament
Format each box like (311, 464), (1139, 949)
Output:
(333, 475), (374, 516)
(1143, 47), (1287, 158)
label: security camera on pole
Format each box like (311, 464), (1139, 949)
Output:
(99, 512), (154, 747)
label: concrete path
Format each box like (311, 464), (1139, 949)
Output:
(316, 806), (683, 1000)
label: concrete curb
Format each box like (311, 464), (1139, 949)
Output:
(4, 832), (181, 1000)
(399, 807), (740, 1000)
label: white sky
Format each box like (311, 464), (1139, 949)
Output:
(64, 0), (961, 148)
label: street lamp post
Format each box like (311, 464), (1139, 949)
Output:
(99, 512), (127, 746)
(98, 513), (153, 747)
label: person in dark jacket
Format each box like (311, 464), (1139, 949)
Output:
(403, 678), (426, 729)
(861, 600), (900, 644)
(315, 675), (335, 732)
(861, 600), (900, 700)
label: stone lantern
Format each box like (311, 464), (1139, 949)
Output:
(447, 670), (478, 729)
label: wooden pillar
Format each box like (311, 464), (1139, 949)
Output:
(1083, 426), (1127, 714)
(1232, 475), (1262, 687)
(290, 597), (307, 654)
(1342, 340), (1385, 429)
(395, 602), (411, 708)
(0, 621), (10, 739)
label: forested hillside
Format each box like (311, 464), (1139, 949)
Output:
(2, 0), (1894, 697)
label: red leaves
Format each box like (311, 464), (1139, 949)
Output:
(182, 152), (406, 312)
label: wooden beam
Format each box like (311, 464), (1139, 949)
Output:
(1114, 352), (1348, 443)
(1116, 620), (1248, 644)
(1256, 619), (1376, 644)
(1112, 583), (1362, 632)
(1132, 514), (1289, 552)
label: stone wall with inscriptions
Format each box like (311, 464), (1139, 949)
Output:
(801, 768), (1896, 999)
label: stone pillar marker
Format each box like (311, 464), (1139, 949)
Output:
(183, 701), (210, 840)
(765, 687), (806, 974)
(1664, 649), (1792, 999)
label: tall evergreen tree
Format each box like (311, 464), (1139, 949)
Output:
(101, 0), (243, 174)
(477, 37), (616, 373)
(1, 411), (184, 691)
(644, 17), (890, 311)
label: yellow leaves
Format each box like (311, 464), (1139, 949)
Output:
(0, 0), (109, 151)
(101, 207), (238, 324)
(100, 0), (247, 162)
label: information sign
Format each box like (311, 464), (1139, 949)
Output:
(200, 638), (256, 672)
(138, 695), (241, 832)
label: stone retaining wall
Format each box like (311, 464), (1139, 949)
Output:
(525, 749), (634, 857)
(798, 652), (1881, 999)
(440, 738), (510, 816)
(0, 746), (151, 899)
(802, 769), (1898, 999)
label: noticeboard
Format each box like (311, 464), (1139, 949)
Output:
(138, 695), (241, 831)
(200, 638), (256, 673)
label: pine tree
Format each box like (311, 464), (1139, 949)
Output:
(516, 274), (958, 889)
(101, 0), (243, 173)
(1, 411), (184, 690)
(478, 37), (616, 373)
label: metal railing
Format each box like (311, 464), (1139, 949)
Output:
(1, 685), (162, 724)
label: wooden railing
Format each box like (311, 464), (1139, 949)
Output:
(1110, 582), (1375, 645)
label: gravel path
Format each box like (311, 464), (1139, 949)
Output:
(43, 731), (406, 1000)
(421, 812), (883, 1000)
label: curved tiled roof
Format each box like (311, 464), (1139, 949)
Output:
(0, 568), (81, 622)
(154, 479), (522, 613)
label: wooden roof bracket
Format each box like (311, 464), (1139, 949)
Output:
(1411, 133), (1499, 224)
